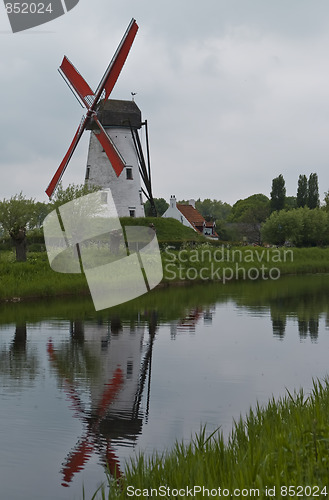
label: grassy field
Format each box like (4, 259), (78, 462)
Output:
(162, 245), (329, 283)
(0, 217), (201, 301)
(1, 217), (329, 302)
(120, 216), (204, 244)
(93, 379), (329, 499)
(2, 244), (329, 303)
(0, 250), (89, 301)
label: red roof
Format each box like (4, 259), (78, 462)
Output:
(176, 204), (206, 226)
(176, 204), (218, 237)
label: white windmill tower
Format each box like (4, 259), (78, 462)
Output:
(85, 99), (145, 217)
(45, 19), (157, 217)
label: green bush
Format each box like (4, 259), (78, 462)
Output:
(261, 207), (329, 246)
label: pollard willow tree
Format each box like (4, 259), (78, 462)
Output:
(0, 193), (38, 261)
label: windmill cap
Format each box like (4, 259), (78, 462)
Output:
(87, 99), (142, 130)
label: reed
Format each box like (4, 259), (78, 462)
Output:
(100, 378), (329, 499)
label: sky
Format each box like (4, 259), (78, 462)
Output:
(1, 0), (329, 206)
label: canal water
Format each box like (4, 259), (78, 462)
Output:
(1, 274), (329, 499)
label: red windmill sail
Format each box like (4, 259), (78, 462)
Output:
(59, 56), (94, 107)
(46, 18), (139, 198)
(95, 19), (139, 103)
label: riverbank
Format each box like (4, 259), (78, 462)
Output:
(100, 378), (329, 499)
(161, 245), (329, 283)
(1, 246), (329, 303)
(0, 251), (89, 302)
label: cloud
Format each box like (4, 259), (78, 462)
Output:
(1, 0), (329, 205)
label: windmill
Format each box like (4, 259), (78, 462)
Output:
(46, 18), (157, 217)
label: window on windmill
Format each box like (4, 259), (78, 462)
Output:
(85, 166), (90, 180)
(139, 191), (143, 204)
(127, 360), (133, 379)
(126, 167), (133, 180)
(129, 209), (136, 218)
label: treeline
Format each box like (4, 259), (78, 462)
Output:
(1, 173), (329, 258)
(146, 172), (329, 246)
(263, 173), (329, 245)
(270, 173), (320, 211)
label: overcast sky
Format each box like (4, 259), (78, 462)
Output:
(1, 0), (329, 206)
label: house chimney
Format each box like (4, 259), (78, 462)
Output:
(189, 199), (196, 208)
(170, 195), (176, 208)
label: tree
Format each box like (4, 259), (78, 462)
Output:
(261, 207), (328, 246)
(307, 172), (319, 209)
(46, 183), (110, 263)
(323, 190), (329, 212)
(230, 194), (270, 223)
(195, 199), (232, 222)
(296, 175), (308, 208)
(261, 209), (302, 246)
(49, 182), (100, 210)
(270, 174), (286, 212)
(285, 196), (297, 210)
(0, 193), (37, 261)
(299, 207), (327, 245)
(229, 194), (270, 244)
(31, 202), (51, 228)
(144, 198), (168, 217)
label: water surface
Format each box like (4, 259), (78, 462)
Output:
(1, 274), (329, 499)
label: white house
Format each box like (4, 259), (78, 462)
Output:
(162, 195), (217, 238)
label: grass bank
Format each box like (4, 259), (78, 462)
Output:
(0, 217), (201, 302)
(0, 251), (89, 302)
(2, 245), (329, 303)
(162, 245), (329, 283)
(1, 273), (328, 327)
(95, 379), (329, 499)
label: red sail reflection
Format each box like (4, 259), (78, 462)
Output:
(47, 339), (124, 486)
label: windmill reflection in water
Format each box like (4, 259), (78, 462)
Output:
(47, 314), (156, 487)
